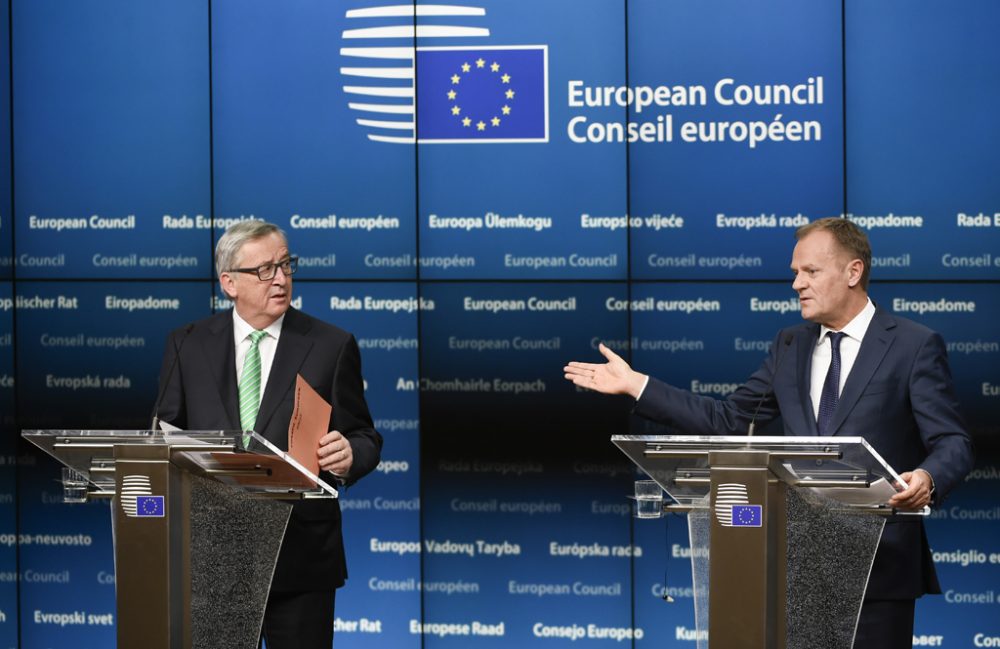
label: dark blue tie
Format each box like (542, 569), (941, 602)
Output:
(817, 332), (846, 436)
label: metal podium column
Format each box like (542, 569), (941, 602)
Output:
(708, 450), (787, 649)
(113, 444), (190, 649)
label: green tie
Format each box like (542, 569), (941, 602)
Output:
(238, 330), (268, 444)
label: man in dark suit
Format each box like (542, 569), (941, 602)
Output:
(565, 217), (973, 648)
(156, 220), (383, 648)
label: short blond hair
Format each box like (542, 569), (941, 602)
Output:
(796, 217), (871, 289)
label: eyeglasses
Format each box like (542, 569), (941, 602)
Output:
(227, 256), (298, 281)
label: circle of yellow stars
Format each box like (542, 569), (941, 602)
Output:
(447, 57), (514, 132)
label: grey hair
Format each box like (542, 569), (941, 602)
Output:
(215, 220), (287, 277)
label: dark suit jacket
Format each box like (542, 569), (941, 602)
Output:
(635, 308), (974, 599)
(156, 307), (383, 591)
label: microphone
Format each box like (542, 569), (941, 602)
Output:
(747, 333), (792, 437)
(150, 323), (194, 431)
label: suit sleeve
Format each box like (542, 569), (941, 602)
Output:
(909, 331), (974, 502)
(330, 334), (383, 486)
(633, 330), (785, 435)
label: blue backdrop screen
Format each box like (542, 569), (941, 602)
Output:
(2, 0), (998, 647)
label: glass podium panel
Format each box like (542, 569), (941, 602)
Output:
(187, 473), (290, 648)
(614, 434), (911, 511)
(783, 487), (884, 649)
(22, 429), (337, 498)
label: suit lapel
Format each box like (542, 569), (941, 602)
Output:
(255, 308), (315, 445)
(203, 311), (240, 429)
(828, 309), (896, 436)
(796, 324), (821, 435)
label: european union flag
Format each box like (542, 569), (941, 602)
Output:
(136, 495), (165, 517)
(731, 504), (762, 527)
(416, 46), (548, 142)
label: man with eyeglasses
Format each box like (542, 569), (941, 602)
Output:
(155, 220), (382, 648)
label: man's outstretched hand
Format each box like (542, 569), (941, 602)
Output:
(564, 343), (647, 399)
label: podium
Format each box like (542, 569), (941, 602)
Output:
(615, 435), (920, 649)
(22, 429), (337, 649)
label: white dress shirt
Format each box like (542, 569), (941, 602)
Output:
(233, 310), (285, 392)
(809, 298), (876, 419)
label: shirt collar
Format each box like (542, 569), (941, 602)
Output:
(820, 297), (875, 344)
(232, 309), (285, 343)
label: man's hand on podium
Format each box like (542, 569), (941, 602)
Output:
(889, 469), (934, 511)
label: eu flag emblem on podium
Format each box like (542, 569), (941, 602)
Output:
(416, 46), (548, 142)
(731, 505), (762, 527)
(136, 495), (165, 517)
